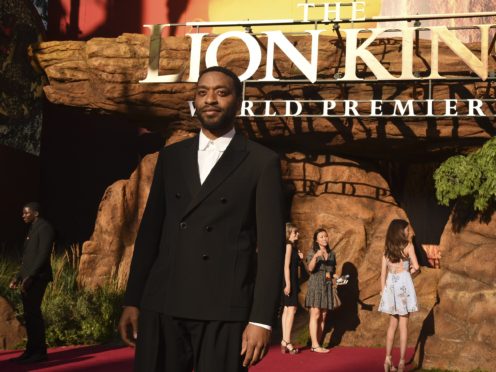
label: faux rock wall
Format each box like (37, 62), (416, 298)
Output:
(421, 209), (496, 371)
(0, 297), (26, 350)
(78, 130), (195, 289)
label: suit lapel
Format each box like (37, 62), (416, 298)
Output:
(181, 133), (248, 219)
(180, 136), (202, 197)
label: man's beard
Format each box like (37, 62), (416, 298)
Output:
(197, 108), (236, 131)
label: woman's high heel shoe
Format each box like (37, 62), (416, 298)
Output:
(384, 355), (397, 372)
(280, 340), (299, 354)
(397, 359), (405, 372)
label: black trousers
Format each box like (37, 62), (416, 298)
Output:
(135, 309), (248, 372)
(21, 279), (49, 355)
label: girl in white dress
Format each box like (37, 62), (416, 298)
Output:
(379, 219), (419, 372)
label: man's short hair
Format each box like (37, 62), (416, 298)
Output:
(24, 202), (41, 214)
(198, 66), (243, 99)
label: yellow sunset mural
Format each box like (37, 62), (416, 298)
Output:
(208, 0), (381, 34)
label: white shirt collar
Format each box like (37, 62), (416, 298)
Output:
(198, 127), (236, 151)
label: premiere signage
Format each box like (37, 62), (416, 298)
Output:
(139, 2), (496, 117)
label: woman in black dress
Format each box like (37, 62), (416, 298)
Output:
(281, 223), (303, 354)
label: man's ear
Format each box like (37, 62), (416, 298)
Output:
(34, 211), (39, 217)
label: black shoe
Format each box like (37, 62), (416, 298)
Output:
(17, 353), (48, 364)
(9, 351), (31, 362)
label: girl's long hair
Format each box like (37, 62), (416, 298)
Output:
(384, 219), (409, 263)
(285, 223), (298, 248)
(312, 228), (331, 253)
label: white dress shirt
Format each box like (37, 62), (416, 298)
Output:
(197, 128), (236, 184)
(197, 128), (271, 332)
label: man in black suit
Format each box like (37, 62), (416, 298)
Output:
(119, 66), (285, 371)
(9, 202), (54, 364)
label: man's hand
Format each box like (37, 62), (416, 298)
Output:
(9, 279), (19, 290)
(20, 277), (33, 293)
(240, 323), (271, 367)
(118, 306), (139, 347)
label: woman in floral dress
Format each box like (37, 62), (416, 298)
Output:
(379, 219), (419, 372)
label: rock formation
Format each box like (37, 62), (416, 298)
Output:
(0, 297), (26, 350)
(78, 130), (196, 289)
(421, 208), (496, 371)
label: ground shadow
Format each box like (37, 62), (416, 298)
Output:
(48, 0), (143, 40)
(451, 198), (496, 233)
(167, 0), (191, 36)
(408, 304), (437, 370)
(323, 262), (374, 348)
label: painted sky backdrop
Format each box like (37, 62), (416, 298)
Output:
(49, 0), (496, 40)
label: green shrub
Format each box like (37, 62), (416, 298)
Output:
(0, 245), (124, 347)
(0, 250), (24, 319)
(434, 137), (496, 212)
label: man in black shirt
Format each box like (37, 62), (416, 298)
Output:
(9, 202), (54, 364)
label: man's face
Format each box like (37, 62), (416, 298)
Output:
(22, 207), (37, 224)
(194, 71), (240, 131)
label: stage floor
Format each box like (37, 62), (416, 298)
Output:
(0, 345), (414, 371)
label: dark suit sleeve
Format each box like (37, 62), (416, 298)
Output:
(124, 151), (166, 307)
(25, 223), (54, 278)
(249, 154), (285, 326)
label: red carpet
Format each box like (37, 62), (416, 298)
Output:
(0, 345), (414, 371)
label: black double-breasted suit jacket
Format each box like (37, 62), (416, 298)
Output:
(124, 133), (285, 326)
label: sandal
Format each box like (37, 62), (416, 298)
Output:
(310, 345), (329, 353)
(281, 340), (299, 354)
(384, 355), (397, 372)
